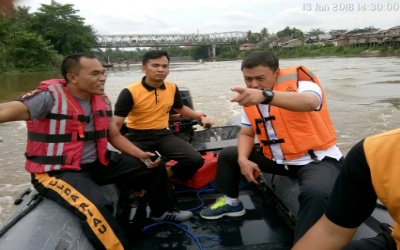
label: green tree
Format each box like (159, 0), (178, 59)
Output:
(260, 28), (269, 41)
(0, 4), (63, 73)
(188, 46), (208, 60)
(31, 1), (97, 55)
(216, 45), (240, 60)
(246, 30), (262, 43)
(306, 28), (325, 38)
(329, 29), (348, 35)
(351, 26), (379, 33)
(10, 6), (33, 31)
(276, 26), (304, 39)
(0, 42), (10, 73)
(5, 30), (60, 72)
(165, 46), (189, 57)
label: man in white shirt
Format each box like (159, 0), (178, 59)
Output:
(200, 51), (343, 244)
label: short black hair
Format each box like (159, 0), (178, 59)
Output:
(241, 51), (279, 72)
(61, 53), (97, 82)
(142, 50), (170, 65)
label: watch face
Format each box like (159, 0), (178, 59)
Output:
(262, 88), (274, 104)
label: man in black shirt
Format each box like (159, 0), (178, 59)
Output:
(293, 129), (398, 250)
(113, 50), (213, 182)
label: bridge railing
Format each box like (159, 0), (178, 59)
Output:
(95, 31), (248, 48)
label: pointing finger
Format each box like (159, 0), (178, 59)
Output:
(231, 87), (245, 93)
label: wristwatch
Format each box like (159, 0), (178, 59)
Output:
(261, 88), (274, 104)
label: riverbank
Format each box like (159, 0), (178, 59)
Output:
(1, 46), (398, 74)
(249, 46), (400, 59)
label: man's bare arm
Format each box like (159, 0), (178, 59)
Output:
(230, 87), (320, 112)
(112, 115), (126, 130)
(292, 215), (357, 250)
(0, 101), (31, 123)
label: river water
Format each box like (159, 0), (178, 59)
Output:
(1, 56), (400, 226)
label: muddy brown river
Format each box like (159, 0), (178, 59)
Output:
(1, 56), (400, 225)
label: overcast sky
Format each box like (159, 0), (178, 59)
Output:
(15, 0), (400, 35)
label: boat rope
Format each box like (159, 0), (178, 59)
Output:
(0, 192), (43, 237)
(137, 180), (248, 249)
(173, 182), (216, 211)
(141, 221), (221, 250)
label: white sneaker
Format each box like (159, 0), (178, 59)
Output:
(150, 209), (193, 222)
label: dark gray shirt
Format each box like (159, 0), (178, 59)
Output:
(22, 91), (97, 164)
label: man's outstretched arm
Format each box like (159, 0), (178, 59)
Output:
(0, 101), (30, 123)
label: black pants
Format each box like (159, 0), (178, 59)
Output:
(215, 146), (343, 243)
(31, 154), (175, 250)
(126, 129), (204, 182)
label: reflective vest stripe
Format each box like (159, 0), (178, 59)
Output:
(276, 73), (297, 83)
(244, 65), (336, 161)
(45, 84), (68, 171)
(25, 79), (111, 173)
(46, 84), (58, 171)
(56, 84), (68, 171)
(259, 106), (284, 160)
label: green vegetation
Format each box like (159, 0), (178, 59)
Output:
(0, 2), (398, 74)
(31, 3), (97, 56)
(276, 26), (304, 39)
(0, 2), (96, 73)
(261, 45), (378, 59)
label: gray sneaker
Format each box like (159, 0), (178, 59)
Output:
(200, 197), (245, 220)
(150, 209), (193, 222)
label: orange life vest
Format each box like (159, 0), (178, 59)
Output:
(364, 128), (400, 249)
(25, 79), (111, 173)
(244, 65), (337, 161)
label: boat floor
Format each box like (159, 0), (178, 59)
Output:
(130, 182), (294, 249)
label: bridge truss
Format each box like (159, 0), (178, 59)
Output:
(95, 31), (248, 48)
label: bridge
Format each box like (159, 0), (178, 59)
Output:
(95, 31), (248, 58)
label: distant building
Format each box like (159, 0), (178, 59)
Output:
(272, 37), (291, 48)
(263, 25), (399, 49)
(239, 43), (257, 51)
(367, 30), (385, 45)
(388, 26), (400, 36)
(282, 39), (303, 48)
(305, 33), (334, 46)
(332, 38), (348, 46)
(387, 26), (400, 45)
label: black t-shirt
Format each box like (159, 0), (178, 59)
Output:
(325, 139), (378, 228)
